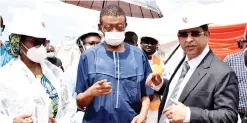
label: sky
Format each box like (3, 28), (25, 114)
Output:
(1, 0), (247, 45)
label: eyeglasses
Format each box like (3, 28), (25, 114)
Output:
(178, 31), (205, 38)
(101, 23), (126, 32)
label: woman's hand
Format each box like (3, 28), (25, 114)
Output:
(49, 116), (56, 123)
(13, 114), (33, 123)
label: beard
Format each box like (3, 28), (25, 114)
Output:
(144, 50), (156, 56)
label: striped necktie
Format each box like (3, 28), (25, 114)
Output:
(159, 61), (190, 123)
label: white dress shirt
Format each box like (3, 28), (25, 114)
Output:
(154, 46), (210, 123)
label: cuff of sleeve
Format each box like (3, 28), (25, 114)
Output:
(183, 107), (191, 123)
(151, 79), (163, 91)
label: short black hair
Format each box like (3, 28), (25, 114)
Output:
(0, 16), (5, 32)
(99, 4), (126, 24)
(141, 36), (158, 44)
(76, 32), (101, 46)
(200, 24), (208, 32)
(125, 31), (138, 42)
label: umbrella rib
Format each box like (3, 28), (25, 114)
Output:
(102, 1), (105, 9)
(90, 1), (94, 9)
(139, 6), (144, 18)
(77, 0), (80, 6)
(128, 3), (132, 17)
(150, 10), (154, 18)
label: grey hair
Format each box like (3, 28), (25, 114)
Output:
(99, 4), (127, 23)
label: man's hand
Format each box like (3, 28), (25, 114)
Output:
(48, 116), (56, 123)
(13, 114), (33, 123)
(163, 99), (187, 123)
(146, 73), (162, 88)
(131, 114), (146, 123)
(87, 79), (112, 96)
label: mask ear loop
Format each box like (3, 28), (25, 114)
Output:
(79, 39), (86, 51)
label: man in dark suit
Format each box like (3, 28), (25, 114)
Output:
(146, 16), (239, 123)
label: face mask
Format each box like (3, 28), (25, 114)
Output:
(21, 43), (47, 63)
(47, 52), (56, 58)
(104, 32), (125, 46)
(84, 45), (93, 50)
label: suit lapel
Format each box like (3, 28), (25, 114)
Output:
(158, 55), (185, 120)
(178, 51), (214, 102)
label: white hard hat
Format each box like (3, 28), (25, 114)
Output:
(9, 9), (47, 38)
(175, 2), (212, 31)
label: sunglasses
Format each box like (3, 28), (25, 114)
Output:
(237, 39), (247, 49)
(178, 31), (205, 38)
(25, 37), (47, 46)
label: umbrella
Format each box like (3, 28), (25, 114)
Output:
(61, 0), (163, 18)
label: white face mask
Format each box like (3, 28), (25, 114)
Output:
(85, 45), (93, 50)
(104, 32), (125, 46)
(47, 52), (56, 58)
(22, 43), (47, 63)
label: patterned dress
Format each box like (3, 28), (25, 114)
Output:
(36, 74), (59, 118)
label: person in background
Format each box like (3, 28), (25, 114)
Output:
(0, 15), (5, 37)
(0, 10), (76, 123)
(76, 32), (101, 53)
(46, 45), (64, 72)
(124, 31), (138, 46)
(0, 15), (14, 67)
(244, 48), (247, 67)
(66, 32), (101, 98)
(76, 5), (153, 123)
(224, 27), (247, 121)
(140, 36), (165, 123)
(65, 32), (101, 123)
(0, 15), (5, 61)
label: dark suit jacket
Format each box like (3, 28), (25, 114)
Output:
(157, 50), (239, 123)
(47, 57), (64, 72)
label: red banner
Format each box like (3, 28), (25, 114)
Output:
(209, 23), (246, 60)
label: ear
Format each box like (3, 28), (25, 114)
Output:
(205, 31), (210, 36)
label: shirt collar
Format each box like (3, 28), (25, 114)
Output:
(185, 45), (210, 70)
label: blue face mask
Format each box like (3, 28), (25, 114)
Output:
(47, 52), (56, 58)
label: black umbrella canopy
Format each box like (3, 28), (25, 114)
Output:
(62, 0), (163, 18)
